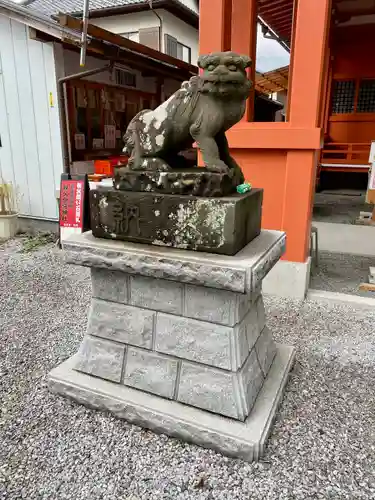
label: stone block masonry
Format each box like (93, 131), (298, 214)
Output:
(79, 272), (271, 419)
(50, 230), (295, 461)
(72, 233), (282, 421)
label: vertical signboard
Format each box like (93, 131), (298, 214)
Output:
(59, 174), (90, 243)
(367, 141), (375, 205)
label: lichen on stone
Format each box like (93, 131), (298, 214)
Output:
(162, 199), (230, 248)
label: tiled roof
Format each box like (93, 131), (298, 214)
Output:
(27, 0), (192, 18)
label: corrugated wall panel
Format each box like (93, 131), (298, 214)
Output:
(0, 16), (64, 219)
(0, 16), (31, 215)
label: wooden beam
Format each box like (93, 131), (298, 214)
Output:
(58, 14), (198, 75)
(61, 38), (189, 82)
(359, 283), (375, 292)
(259, 5), (293, 17)
(263, 14), (293, 29)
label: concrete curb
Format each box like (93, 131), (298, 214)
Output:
(307, 289), (375, 310)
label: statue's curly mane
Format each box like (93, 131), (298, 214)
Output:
(168, 76), (203, 123)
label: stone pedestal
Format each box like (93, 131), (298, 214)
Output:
(49, 230), (295, 461)
(90, 187), (262, 256)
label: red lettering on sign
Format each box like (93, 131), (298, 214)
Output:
(59, 180), (84, 229)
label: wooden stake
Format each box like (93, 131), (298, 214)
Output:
(359, 283), (375, 292)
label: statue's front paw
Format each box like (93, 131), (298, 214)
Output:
(205, 161), (229, 174)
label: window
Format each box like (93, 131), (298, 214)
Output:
(331, 78), (375, 114)
(331, 80), (355, 114)
(119, 31), (139, 43)
(357, 79), (375, 113)
(164, 34), (191, 63)
(115, 68), (137, 88)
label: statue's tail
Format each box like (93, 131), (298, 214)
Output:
(122, 130), (134, 155)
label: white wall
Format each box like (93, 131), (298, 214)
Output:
(159, 10), (199, 65)
(93, 10), (158, 37)
(178, 0), (199, 14)
(93, 9), (199, 66)
(0, 16), (64, 220)
(274, 90), (287, 122)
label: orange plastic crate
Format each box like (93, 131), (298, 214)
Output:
(94, 156), (128, 175)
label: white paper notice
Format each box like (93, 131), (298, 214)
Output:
(104, 125), (116, 149)
(74, 133), (85, 150)
(93, 138), (104, 150)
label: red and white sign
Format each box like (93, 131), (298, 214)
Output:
(59, 179), (85, 241)
(369, 165), (375, 190)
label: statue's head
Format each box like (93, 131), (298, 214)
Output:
(197, 51), (252, 99)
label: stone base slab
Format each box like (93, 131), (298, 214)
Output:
(48, 344), (295, 462)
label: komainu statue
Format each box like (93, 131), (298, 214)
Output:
(122, 51), (252, 185)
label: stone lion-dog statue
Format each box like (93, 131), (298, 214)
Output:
(122, 51), (252, 184)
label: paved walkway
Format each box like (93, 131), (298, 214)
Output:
(312, 222), (375, 258)
(1, 238), (375, 500)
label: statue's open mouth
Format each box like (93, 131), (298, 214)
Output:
(204, 76), (245, 86)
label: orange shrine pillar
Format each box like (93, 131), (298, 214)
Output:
(231, 0), (258, 121)
(199, 0), (232, 54)
(197, 0), (232, 165)
(283, 0), (332, 263)
(198, 0), (332, 297)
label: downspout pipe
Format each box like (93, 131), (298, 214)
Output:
(58, 64), (113, 173)
(148, 0), (163, 52)
(80, 0), (90, 66)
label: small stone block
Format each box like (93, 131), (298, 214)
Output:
(90, 187), (262, 256)
(88, 298), (154, 349)
(233, 315), (252, 369)
(91, 268), (129, 304)
(75, 336), (125, 383)
(242, 305), (262, 352)
(130, 275), (183, 314)
(238, 349), (264, 415)
(238, 292), (252, 322)
(369, 267), (375, 284)
(155, 313), (232, 369)
(252, 235), (287, 288)
(124, 348), (179, 399)
(184, 285), (250, 326)
(177, 362), (241, 420)
(255, 327), (277, 376)
(256, 296), (266, 332)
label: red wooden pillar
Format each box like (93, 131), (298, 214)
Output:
(283, 0), (332, 262)
(288, 0), (332, 128)
(231, 0), (258, 121)
(199, 0), (232, 54)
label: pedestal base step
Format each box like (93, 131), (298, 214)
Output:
(48, 344), (295, 462)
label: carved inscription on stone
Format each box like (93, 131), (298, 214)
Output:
(112, 200), (142, 235)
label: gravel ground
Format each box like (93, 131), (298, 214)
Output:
(1, 238), (375, 500)
(310, 251), (375, 297)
